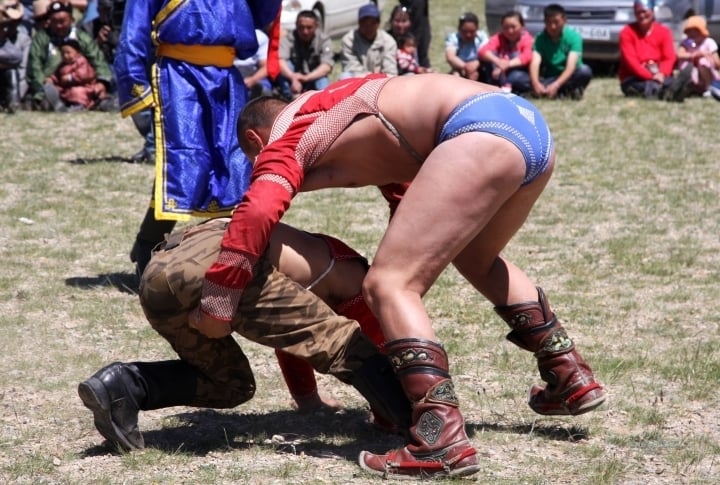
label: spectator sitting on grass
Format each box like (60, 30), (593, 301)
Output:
(479, 10), (533, 95)
(444, 11), (488, 81)
(339, 3), (397, 79)
(618, 0), (689, 101)
(276, 9), (333, 99)
(675, 15), (720, 98)
(529, 3), (592, 100)
(396, 33), (429, 75)
(27, 0), (113, 110)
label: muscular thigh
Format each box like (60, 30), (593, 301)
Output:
(370, 132), (526, 293)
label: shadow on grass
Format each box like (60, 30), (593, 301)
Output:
(65, 272), (139, 295)
(79, 407), (405, 461)
(78, 408), (587, 462)
(467, 421), (589, 442)
(67, 156), (151, 165)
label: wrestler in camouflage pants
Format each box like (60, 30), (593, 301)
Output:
(78, 219), (410, 450)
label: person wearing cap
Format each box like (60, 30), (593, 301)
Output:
(339, 3), (397, 79)
(26, 0), (113, 110)
(0, 0), (25, 111)
(618, 0), (688, 100)
(529, 4), (593, 100)
(675, 15), (720, 97)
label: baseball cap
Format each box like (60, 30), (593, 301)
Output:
(359, 3), (380, 20)
(47, 0), (72, 15)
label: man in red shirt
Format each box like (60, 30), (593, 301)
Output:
(619, 0), (689, 100)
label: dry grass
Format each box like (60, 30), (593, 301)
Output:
(2, 2), (720, 483)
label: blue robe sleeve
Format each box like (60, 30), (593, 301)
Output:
(114, 0), (160, 117)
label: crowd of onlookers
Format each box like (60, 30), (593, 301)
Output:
(274, 0), (720, 102)
(1, 0), (719, 115)
(0, 0), (119, 113)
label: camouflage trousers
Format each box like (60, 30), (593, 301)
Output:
(139, 218), (379, 408)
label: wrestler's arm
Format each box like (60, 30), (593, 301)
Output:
(193, 150), (305, 337)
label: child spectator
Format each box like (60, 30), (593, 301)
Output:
(45, 38), (107, 110)
(675, 15), (720, 97)
(479, 10), (533, 94)
(396, 33), (427, 75)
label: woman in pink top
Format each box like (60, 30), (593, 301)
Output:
(479, 10), (533, 94)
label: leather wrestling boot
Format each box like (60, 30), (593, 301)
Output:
(77, 360), (199, 451)
(495, 287), (608, 416)
(359, 339), (480, 479)
(349, 353), (412, 434)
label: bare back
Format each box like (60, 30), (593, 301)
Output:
(300, 74), (501, 191)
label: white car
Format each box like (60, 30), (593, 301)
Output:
(280, 0), (386, 38)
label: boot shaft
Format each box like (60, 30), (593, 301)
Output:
(385, 338), (450, 401)
(131, 360), (200, 410)
(494, 288), (607, 415)
(494, 286), (574, 357)
(385, 339), (469, 452)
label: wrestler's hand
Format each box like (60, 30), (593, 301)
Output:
(188, 306), (232, 338)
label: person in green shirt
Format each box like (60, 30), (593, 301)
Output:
(529, 3), (593, 99)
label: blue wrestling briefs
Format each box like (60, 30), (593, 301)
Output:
(438, 92), (554, 185)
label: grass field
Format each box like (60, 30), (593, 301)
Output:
(2, 2), (720, 484)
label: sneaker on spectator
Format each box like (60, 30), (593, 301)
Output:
(569, 87), (584, 100)
(709, 80), (720, 101)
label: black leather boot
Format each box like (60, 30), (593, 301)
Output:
(78, 360), (199, 450)
(130, 207), (176, 277)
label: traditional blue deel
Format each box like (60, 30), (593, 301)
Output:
(114, 0), (282, 221)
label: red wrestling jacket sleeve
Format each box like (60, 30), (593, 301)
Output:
(201, 145), (304, 321)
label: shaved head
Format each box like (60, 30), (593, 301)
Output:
(237, 96), (289, 154)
